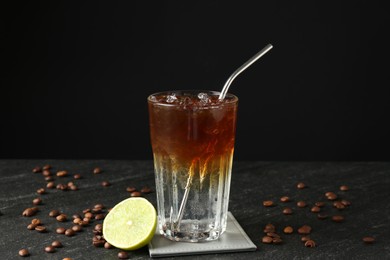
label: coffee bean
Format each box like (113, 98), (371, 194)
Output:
(283, 226), (294, 234)
(73, 218), (82, 224)
(80, 220), (89, 226)
(83, 208), (91, 214)
(325, 192), (337, 200)
(33, 166), (42, 173)
(56, 214), (67, 222)
(46, 182), (55, 189)
(297, 225), (312, 235)
(72, 214), (81, 219)
(19, 249), (30, 257)
(84, 212), (93, 219)
(94, 224), (103, 232)
(42, 170), (51, 176)
(304, 239), (316, 247)
(83, 217), (91, 223)
(92, 208), (102, 214)
(101, 181), (111, 187)
(311, 206), (321, 213)
(31, 218), (41, 225)
(118, 251), (129, 259)
(35, 225), (46, 232)
(32, 198), (42, 205)
(92, 240), (105, 247)
(340, 185), (349, 191)
(95, 214), (105, 220)
(51, 240), (62, 248)
(141, 187), (152, 194)
(280, 196), (290, 202)
(362, 236), (375, 244)
(272, 237), (283, 244)
(67, 181), (74, 187)
(93, 167), (102, 174)
(56, 227), (66, 234)
(22, 207), (37, 217)
(332, 215), (345, 222)
(263, 200), (274, 207)
(49, 210), (60, 217)
(57, 171), (68, 177)
(341, 199), (351, 206)
(333, 201), (346, 209)
(63, 258), (73, 260)
(73, 174), (82, 179)
(297, 201), (306, 208)
(72, 225), (82, 232)
(44, 245), (55, 253)
(297, 182), (306, 189)
(37, 188), (46, 194)
(263, 223), (275, 233)
(43, 165), (51, 170)
(317, 213), (328, 220)
(130, 191), (142, 197)
(27, 223), (37, 230)
(65, 229), (75, 236)
(104, 242), (113, 249)
(266, 232), (280, 238)
(45, 176), (54, 182)
(301, 236), (311, 242)
(126, 187), (136, 192)
(94, 204), (105, 209)
(315, 201), (325, 207)
(262, 236), (273, 244)
(282, 207), (293, 215)
(69, 185), (78, 191)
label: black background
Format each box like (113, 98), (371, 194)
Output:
(2, 1), (390, 160)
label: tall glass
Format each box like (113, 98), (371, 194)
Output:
(148, 90), (238, 242)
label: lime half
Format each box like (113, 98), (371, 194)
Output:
(103, 197), (157, 250)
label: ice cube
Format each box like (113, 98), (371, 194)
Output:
(197, 92), (210, 105)
(166, 93), (178, 103)
(149, 95), (157, 102)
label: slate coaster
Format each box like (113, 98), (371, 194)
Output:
(148, 212), (257, 258)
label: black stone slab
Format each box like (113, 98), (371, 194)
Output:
(0, 160), (389, 259)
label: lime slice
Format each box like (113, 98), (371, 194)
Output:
(103, 197), (157, 250)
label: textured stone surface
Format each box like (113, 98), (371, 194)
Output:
(0, 160), (389, 259)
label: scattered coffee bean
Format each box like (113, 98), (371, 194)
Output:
(57, 171), (68, 177)
(118, 251), (129, 259)
(35, 225), (46, 232)
(95, 213), (105, 220)
(317, 213), (328, 220)
(272, 237), (283, 244)
(263, 223), (275, 233)
(263, 200), (274, 207)
(56, 227), (66, 234)
(280, 196), (290, 202)
(262, 236), (273, 244)
(92, 238), (105, 247)
(72, 214), (81, 219)
(304, 239), (316, 247)
(27, 223), (37, 230)
(297, 225), (312, 235)
(141, 186), (152, 194)
(362, 236), (375, 244)
(63, 258), (73, 260)
(79, 220), (89, 226)
(297, 182), (306, 189)
(83, 217), (91, 223)
(73, 218), (82, 224)
(42, 170), (51, 176)
(33, 166), (42, 173)
(341, 199), (351, 206)
(311, 206), (321, 213)
(83, 208), (91, 214)
(266, 232), (280, 238)
(331, 215), (345, 222)
(130, 191), (142, 197)
(297, 201), (306, 208)
(94, 204), (105, 209)
(73, 174), (82, 179)
(49, 210), (60, 217)
(43, 165), (51, 170)
(57, 183), (68, 191)
(283, 226), (294, 234)
(301, 236), (311, 242)
(333, 201), (346, 209)
(69, 185), (78, 191)
(56, 214), (67, 222)
(340, 185), (349, 191)
(126, 187), (136, 192)
(67, 181), (74, 187)
(282, 207), (293, 215)
(84, 212), (93, 219)
(94, 224), (103, 232)
(315, 201), (325, 207)
(72, 225), (82, 232)
(65, 229), (75, 236)
(45, 176), (55, 182)
(44, 245), (55, 253)
(93, 167), (102, 174)
(101, 181), (111, 187)
(51, 240), (62, 248)
(46, 182), (55, 189)
(22, 207), (37, 217)
(32, 198), (42, 205)
(37, 188), (46, 194)
(31, 218), (41, 225)
(325, 192), (337, 200)
(19, 249), (30, 257)
(104, 242), (113, 249)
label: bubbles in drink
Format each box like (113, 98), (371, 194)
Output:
(197, 92), (210, 105)
(166, 93), (178, 103)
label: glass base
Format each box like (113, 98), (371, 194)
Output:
(160, 221), (223, 242)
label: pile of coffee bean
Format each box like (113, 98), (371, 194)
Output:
(18, 164), (153, 259)
(261, 182), (375, 247)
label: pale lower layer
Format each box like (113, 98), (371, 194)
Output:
(153, 151), (234, 242)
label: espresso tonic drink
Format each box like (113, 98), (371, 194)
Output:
(148, 90), (238, 242)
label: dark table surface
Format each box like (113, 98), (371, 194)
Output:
(1, 160), (389, 259)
